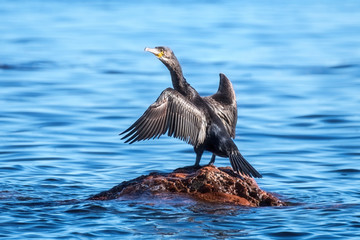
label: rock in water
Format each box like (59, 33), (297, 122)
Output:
(89, 165), (285, 207)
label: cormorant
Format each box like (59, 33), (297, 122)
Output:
(121, 46), (262, 178)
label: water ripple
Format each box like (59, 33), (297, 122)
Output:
(1, 0), (360, 239)
(0, 61), (57, 71)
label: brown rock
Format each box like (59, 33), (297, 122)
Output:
(88, 165), (285, 207)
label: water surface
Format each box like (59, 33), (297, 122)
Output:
(1, 1), (360, 239)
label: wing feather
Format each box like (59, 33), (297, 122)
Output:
(152, 116), (163, 139)
(203, 73), (237, 138)
(121, 88), (207, 146)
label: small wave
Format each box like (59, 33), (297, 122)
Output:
(0, 64), (13, 69)
(332, 168), (360, 173)
(0, 60), (57, 71)
(329, 64), (359, 69)
(295, 114), (348, 119)
(267, 231), (310, 238)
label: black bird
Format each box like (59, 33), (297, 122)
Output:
(121, 46), (262, 178)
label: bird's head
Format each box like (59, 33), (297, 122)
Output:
(144, 46), (177, 66)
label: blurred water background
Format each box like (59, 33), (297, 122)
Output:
(1, 0), (360, 239)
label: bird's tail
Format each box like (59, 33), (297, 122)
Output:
(229, 153), (262, 178)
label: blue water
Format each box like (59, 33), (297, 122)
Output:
(1, 0), (360, 239)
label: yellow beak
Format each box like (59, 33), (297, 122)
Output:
(144, 47), (164, 58)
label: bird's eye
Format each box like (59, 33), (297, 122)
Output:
(157, 49), (164, 58)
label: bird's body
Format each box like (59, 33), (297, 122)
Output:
(121, 46), (262, 178)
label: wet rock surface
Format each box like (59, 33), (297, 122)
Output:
(89, 165), (285, 207)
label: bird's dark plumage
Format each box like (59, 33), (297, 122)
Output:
(121, 46), (262, 178)
(122, 88), (206, 146)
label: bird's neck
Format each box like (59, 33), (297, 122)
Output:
(169, 64), (186, 90)
(166, 59), (197, 98)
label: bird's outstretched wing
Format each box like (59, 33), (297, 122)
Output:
(121, 88), (207, 146)
(203, 73), (237, 138)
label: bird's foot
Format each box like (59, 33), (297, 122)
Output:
(173, 164), (202, 174)
(207, 154), (215, 166)
(193, 164), (202, 169)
